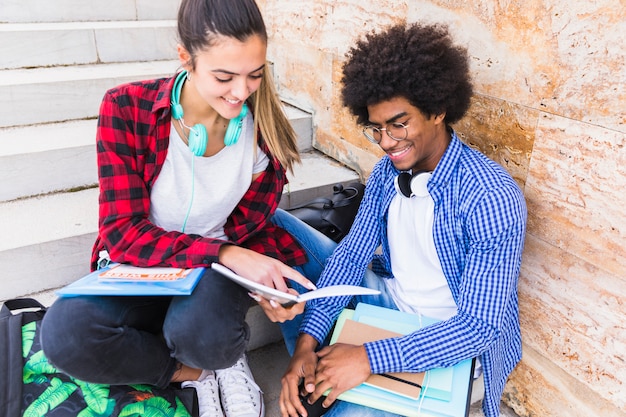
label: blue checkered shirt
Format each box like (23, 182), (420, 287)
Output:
(301, 132), (527, 417)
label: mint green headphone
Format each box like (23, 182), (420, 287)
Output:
(170, 70), (249, 156)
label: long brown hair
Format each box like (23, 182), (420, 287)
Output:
(177, 0), (300, 172)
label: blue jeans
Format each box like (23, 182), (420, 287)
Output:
(273, 210), (402, 417)
(271, 208), (338, 354)
(40, 267), (253, 388)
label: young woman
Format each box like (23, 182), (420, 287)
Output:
(40, 1), (325, 416)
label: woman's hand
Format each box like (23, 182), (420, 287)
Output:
(218, 245), (314, 292)
(218, 245), (314, 322)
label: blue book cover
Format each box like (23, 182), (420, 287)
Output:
(329, 303), (474, 417)
(56, 264), (205, 297)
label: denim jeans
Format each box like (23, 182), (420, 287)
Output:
(40, 267), (252, 388)
(271, 208), (338, 354)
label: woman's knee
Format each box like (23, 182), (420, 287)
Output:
(163, 274), (251, 369)
(164, 319), (249, 369)
(40, 298), (101, 373)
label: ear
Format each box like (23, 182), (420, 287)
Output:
(433, 112), (446, 125)
(177, 44), (192, 70)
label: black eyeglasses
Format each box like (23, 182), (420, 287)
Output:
(362, 122), (409, 144)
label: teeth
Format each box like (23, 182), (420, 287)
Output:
(225, 98), (240, 104)
(390, 148), (409, 157)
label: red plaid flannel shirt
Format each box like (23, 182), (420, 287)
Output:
(90, 76), (306, 270)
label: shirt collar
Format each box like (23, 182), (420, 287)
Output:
(428, 130), (462, 196)
(153, 74), (179, 114)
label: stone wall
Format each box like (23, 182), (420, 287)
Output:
(259, 0), (626, 416)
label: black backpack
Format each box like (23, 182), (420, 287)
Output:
(287, 182), (365, 243)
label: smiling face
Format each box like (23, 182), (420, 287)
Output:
(367, 96), (450, 173)
(178, 34), (267, 120)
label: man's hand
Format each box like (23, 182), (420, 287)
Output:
(253, 293), (305, 323)
(280, 335), (319, 417)
(310, 343), (372, 407)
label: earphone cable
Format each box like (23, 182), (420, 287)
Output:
(181, 155), (195, 233)
(176, 117), (196, 233)
(177, 118), (193, 144)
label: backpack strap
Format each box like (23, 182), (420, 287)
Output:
(1, 298), (46, 417)
(1, 298), (46, 318)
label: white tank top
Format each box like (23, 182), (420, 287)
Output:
(149, 114), (269, 239)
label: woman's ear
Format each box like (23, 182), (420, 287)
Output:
(177, 44), (192, 70)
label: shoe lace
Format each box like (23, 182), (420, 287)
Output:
(217, 360), (263, 415)
(184, 376), (222, 415)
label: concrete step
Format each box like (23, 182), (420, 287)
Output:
(0, 188), (98, 300)
(283, 102), (314, 153)
(0, 120), (97, 201)
(0, 21), (177, 70)
(0, 0), (179, 23)
(0, 151), (359, 300)
(0, 103), (312, 203)
(0, 60), (179, 128)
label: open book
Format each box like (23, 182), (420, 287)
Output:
(211, 263), (380, 307)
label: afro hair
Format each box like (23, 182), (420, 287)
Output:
(340, 23), (473, 126)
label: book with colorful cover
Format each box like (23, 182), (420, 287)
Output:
(98, 264), (193, 282)
(56, 264), (205, 297)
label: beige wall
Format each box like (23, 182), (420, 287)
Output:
(259, 0), (626, 416)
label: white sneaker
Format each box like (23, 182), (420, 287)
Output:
(215, 354), (264, 417)
(182, 371), (224, 417)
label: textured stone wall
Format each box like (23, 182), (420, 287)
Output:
(259, 1), (626, 416)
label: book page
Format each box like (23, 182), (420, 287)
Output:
(211, 263), (299, 305)
(211, 263), (380, 306)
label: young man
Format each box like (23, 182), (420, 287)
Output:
(277, 23), (527, 417)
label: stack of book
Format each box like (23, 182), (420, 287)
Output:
(328, 303), (475, 417)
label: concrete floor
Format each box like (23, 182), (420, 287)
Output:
(247, 340), (519, 417)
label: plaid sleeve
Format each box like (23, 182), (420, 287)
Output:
(95, 84), (229, 269)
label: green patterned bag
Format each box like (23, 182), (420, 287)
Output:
(1, 298), (198, 417)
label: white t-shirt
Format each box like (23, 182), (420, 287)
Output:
(386, 173), (457, 321)
(149, 114), (269, 239)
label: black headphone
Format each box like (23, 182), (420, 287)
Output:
(170, 70), (248, 156)
(394, 171), (432, 198)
